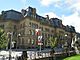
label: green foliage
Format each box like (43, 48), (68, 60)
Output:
(0, 28), (7, 49)
(49, 37), (57, 48)
(64, 54), (80, 60)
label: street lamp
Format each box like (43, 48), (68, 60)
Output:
(7, 32), (13, 60)
(65, 34), (67, 37)
(16, 33), (21, 49)
(64, 34), (69, 56)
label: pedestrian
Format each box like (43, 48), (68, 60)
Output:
(2, 55), (5, 60)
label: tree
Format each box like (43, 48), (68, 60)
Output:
(49, 37), (57, 48)
(0, 28), (7, 49)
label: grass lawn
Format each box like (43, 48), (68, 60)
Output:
(63, 54), (80, 60)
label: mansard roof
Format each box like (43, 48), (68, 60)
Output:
(1, 9), (23, 20)
(0, 6), (76, 33)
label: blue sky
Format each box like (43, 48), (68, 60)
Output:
(0, 0), (80, 32)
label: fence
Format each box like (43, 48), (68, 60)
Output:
(0, 50), (76, 60)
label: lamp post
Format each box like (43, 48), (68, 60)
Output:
(64, 34), (69, 56)
(16, 33), (21, 49)
(65, 34), (67, 37)
(7, 32), (13, 60)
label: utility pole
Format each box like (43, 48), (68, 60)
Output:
(7, 32), (13, 60)
(16, 33), (21, 49)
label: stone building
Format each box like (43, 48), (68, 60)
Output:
(0, 6), (76, 49)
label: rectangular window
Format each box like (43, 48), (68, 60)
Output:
(51, 30), (54, 33)
(29, 30), (35, 35)
(31, 23), (38, 28)
(39, 27), (43, 31)
(20, 24), (22, 29)
(19, 37), (21, 44)
(23, 22), (25, 28)
(45, 28), (49, 32)
(31, 39), (35, 45)
(22, 38), (24, 44)
(45, 33), (47, 38)
(29, 30), (31, 35)
(28, 39), (30, 44)
(31, 30), (35, 35)
(14, 25), (16, 29)
(0, 25), (4, 29)
(29, 22), (31, 27)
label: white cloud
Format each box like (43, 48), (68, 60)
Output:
(40, 0), (60, 6)
(44, 12), (60, 19)
(65, 0), (73, 5)
(62, 12), (80, 32)
(41, 0), (80, 32)
(40, 0), (80, 8)
(40, 0), (53, 6)
(70, 3), (80, 12)
(40, 0), (76, 7)
(20, 0), (27, 3)
(66, 0), (80, 13)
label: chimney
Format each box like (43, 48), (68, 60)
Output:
(46, 15), (49, 20)
(21, 9), (27, 16)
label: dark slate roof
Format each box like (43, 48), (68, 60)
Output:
(1, 9), (23, 20)
(65, 25), (76, 32)
(76, 33), (80, 37)
(5, 10), (22, 14)
(50, 18), (63, 28)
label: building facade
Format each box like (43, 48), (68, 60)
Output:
(0, 7), (76, 49)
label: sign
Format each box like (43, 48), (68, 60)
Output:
(35, 29), (41, 35)
(35, 29), (43, 45)
(38, 43), (43, 45)
(38, 36), (42, 41)
(38, 36), (43, 45)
